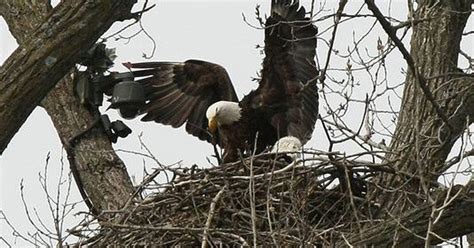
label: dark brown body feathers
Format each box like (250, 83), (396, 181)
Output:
(125, 0), (319, 162)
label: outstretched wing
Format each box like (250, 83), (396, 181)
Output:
(245, 0), (319, 144)
(125, 60), (238, 142)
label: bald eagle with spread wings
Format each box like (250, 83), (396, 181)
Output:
(123, 0), (319, 162)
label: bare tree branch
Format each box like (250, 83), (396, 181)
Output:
(340, 184), (474, 247)
(0, 0), (137, 214)
(364, 0), (451, 127)
(0, 0), (136, 153)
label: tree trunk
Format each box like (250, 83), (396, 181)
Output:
(343, 184), (474, 247)
(0, 0), (137, 213)
(1, 0), (472, 246)
(376, 0), (474, 212)
(0, 0), (135, 153)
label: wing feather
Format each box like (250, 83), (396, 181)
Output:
(125, 60), (238, 142)
(185, 98), (213, 141)
(245, 0), (319, 144)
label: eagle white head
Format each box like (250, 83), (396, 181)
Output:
(206, 101), (242, 133)
(271, 136), (302, 159)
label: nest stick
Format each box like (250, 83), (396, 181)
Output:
(201, 185), (227, 248)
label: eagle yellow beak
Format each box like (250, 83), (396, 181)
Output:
(208, 116), (218, 134)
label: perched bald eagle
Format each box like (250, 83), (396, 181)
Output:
(123, 0), (319, 162)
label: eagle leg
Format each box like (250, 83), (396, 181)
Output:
(212, 141), (222, 165)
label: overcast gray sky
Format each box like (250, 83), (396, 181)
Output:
(0, 1), (292, 245)
(1, 0), (472, 246)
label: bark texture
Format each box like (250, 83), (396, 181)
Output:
(0, 1), (136, 213)
(378, 0), (474, 211)
(362, 0), (474, 245)
(343, 184), (474, 247)
(0, 0), (135, 153)
(1, 0), (473, 246)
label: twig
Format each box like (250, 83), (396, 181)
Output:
(364, 0), (451, 128)
(230, 160), (298, 180)
(266, 156), (279, 246)
(319, 0), (348, 87)
(122, 167), (161, 210)
(201, 185), (227, 248)
(20, 181), (57, 241)
(0, 237), (11, 248)
(341, 233), (354, 247)
(101, 1), (155, 41)
(249, 133), (259, 248)
(385, 211), (426, 241)
(137, 134), (171, 183)
(0, 211), (37, 246)
(100, 222), (235, 232)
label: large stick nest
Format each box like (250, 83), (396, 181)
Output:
(79, 151), (393, 246)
